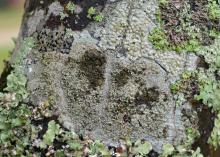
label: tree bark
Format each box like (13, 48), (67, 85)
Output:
(11, 0), (200, 152)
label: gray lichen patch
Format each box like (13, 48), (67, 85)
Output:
(25, 0), (55, 13)
(26, 9), (45, 35)
(22, 1), (64, 37)
(92, 0), (198, 78)
(25, 0), (200, 153)
(27, 47), (196, 152)
(60, 54), (177, 149)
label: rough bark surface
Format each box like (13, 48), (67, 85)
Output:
(13, 0), (200, 152)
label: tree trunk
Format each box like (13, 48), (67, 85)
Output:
(11, 0), (202, 153)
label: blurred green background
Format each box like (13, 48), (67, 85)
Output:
(0, 0), (24, 74)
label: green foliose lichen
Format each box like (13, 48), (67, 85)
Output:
(209, 113), (220, 149)
(160, 128), (202, 157)
(149, 0), (220, 52)
(171, 34), (220, 150)
(87, 7), (104, 22)
(207, 0), (220, 19)
(195, 38), (220, 148)
(12, 37), (34, 66)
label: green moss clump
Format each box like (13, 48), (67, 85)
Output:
(87, 7), (104, 22)
(148, 27), (170, 50)
(207, 0), (220, 19)
(149, 28), (201, 52)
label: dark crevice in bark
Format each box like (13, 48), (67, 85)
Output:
(0, 61), (12, 92)
(148, 150), (159, 157)
(45, 15), (61, 30)
(192, 101), (215, 157)
(197, 55), (210, 69)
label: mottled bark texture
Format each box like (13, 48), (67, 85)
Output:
(12, 0), (200, 152)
